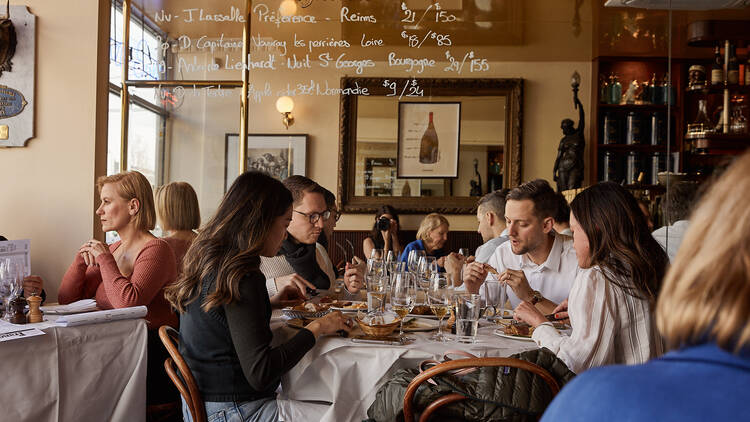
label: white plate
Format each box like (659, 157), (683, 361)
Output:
(493, 328), (535, 342)
(329, 301), (368, 312)
(401, 318), (439, 332)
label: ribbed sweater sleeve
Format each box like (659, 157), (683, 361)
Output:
(58, 252), (99, 304)
(95, 239), (177, 308)
(225, 272), (316, 393)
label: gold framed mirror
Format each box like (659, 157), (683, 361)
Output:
(338, 77), (523, 214)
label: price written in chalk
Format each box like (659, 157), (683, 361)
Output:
(400, 30), (451, 48)
(401, 2), (457, 25)
(383, 79), (424, 99)
(443, 50), (490, 74)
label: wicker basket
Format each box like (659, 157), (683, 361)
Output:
(357, 316), (401, 337)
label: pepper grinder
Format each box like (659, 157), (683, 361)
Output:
(27, 294), (43, 323)
(9, 295), (27, 324)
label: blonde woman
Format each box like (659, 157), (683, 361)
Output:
(58, 171), (178, 407)
(541, 151), (750, 421)
(399, 213), (450, 267)
(155, 181), (200, 272)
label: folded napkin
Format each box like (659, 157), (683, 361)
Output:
(41, 299), (98, 315)
(55, 306), (147, 327)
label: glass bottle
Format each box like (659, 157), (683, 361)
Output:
(599, 75), (609, 104)
(603, 113), (620, 144)
(610, 74), (622, 105)
(728, 44), (739, 85)
(650, 112), (665, 146)
(625, 112), (643, 145)
(418, 112), (439, 164)
(651, 73), (662, 104)
(711, 45), (724, 86)
(688, 99), (712, 136)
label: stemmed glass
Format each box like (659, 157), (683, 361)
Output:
(0, 258), (22, 320)
(417, 256), (437, 290)
(458, 248), (471, 258)
(366, 271), (387, 314)
(407, 249), (425, 274)
(391, 271), (416, 340)
(370, 248), (384, 261)
(428, 273), (453, 342)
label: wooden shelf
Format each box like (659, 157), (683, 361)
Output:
(685, 84), (750, 94)
(597, 144), (676, 153)
(598, 103), (676, 112)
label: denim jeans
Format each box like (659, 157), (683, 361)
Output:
(182, 397), (279, 422)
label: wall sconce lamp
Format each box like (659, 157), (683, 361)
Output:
(276, 96), (295, 129)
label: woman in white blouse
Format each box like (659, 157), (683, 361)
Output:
(514, 182), (668, 374)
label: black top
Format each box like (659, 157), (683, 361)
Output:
(179, 269), (316, 402)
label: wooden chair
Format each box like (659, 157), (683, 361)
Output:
(158, 326), (206, 422)
(403, 357), (561, 422)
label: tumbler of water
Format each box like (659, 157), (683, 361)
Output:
(455, 293), (481, 343)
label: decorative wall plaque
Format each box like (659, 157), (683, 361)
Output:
(0, 6), (35, 147)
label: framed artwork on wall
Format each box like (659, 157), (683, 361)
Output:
(397, 102), (461, 178)
(224, 134), (307, 191)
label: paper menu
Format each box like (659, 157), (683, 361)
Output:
(0, 239), (31, 276)
(54, 306), (147, 327)
(40, 299), (98, 315)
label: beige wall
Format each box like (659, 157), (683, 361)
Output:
(0, 1), (105, 302)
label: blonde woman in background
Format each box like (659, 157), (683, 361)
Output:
(155, 181), (200, 272)
(541, 150), (750, 421)
(399, 213), (450, 267)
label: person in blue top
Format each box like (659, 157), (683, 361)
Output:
(399, 213), (450, 268)
(541, 150), (750, 422)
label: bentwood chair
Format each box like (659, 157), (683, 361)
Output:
(403, 357), (561, 422)
(158, 326), (206, 422)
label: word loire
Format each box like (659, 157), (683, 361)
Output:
(383, 79), (424, 99)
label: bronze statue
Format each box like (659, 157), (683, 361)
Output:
(554, 72), (585, 193)
(0, 1), (16, 77)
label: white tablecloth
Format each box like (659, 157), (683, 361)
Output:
(273, 312), (537, 422)
(0, 316), (148, 422)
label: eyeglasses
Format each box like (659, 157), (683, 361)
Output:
(294, 209), (331, 224)
(332, 209), (342, 222)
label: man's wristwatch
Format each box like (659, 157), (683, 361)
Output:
(530, 290), (543, 305)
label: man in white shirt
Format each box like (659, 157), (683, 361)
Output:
(652, 181), (698, 262)
(463, 179), (579, 315)
(474, 189), (511, 264)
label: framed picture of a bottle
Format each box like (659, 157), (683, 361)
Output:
(397, 102), (461, 178)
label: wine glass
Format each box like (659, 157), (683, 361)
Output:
(391, 271), (416, 340)
(370, 248), (384, 261)
(428, 273), (453, 342)
(366, 271), (386, 314)
(458, 248), (471, 257)
(406, 249), (424, 273)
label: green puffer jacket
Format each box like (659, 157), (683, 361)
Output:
(366, 348), (575, 422)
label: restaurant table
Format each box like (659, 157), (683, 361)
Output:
(271, 311), (538, 422)
(0, 315), (148, 422)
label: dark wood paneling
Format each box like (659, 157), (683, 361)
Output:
(328, 230), (483, 265)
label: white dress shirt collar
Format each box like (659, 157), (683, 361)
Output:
(516, 232), (564, 273)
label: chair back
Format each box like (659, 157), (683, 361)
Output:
(158, 325), (206, 422)
(403, 357), (561, 422)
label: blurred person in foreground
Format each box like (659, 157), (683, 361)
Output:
(541, 151), (750, 421)
(165, 171), (352, 422)
(155, 181), (200, 273)
(515, 182), (667, 374)
(57, 170), (178, 408)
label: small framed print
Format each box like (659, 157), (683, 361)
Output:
(224, 134), (307, 191)
(397, 102), (461, 178)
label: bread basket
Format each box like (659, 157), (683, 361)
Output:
(357, 313), (401, 337)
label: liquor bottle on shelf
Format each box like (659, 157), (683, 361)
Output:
(650, 73), (662, 104)
(603, 113), (621, 144)
(650, 112), (666, 146)
(711, 45), (724, 86)
(419, 112), (439, 164)
(745, 58), (750, 86)
(650, 152), (666, 185)
(599, 75), (609, 104)
(661, 74), (676, 106)
(625, 112), (643, 145)
(727, 44), (739, 85)
(609, 74), (622, 105)
(641, 80), (652, 104)
(626, 151), (642, 184)
(601, 151), (620, 182)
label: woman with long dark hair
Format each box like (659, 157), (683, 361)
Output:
(165, 171), (352, 422)
(363, 205), (401, 258)
(515, 182), (667, 373)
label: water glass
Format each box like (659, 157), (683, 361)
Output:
(370, 248), (384, 261)
(483, 279), (507, 320)
(455, 293), (481, 343)
(407, 249), (425, 273)
(366, 273), (386, 314)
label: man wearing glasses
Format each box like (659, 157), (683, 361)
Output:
(262, 176), (365, 297)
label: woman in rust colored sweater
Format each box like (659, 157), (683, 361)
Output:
(58, 170), (178, 409)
